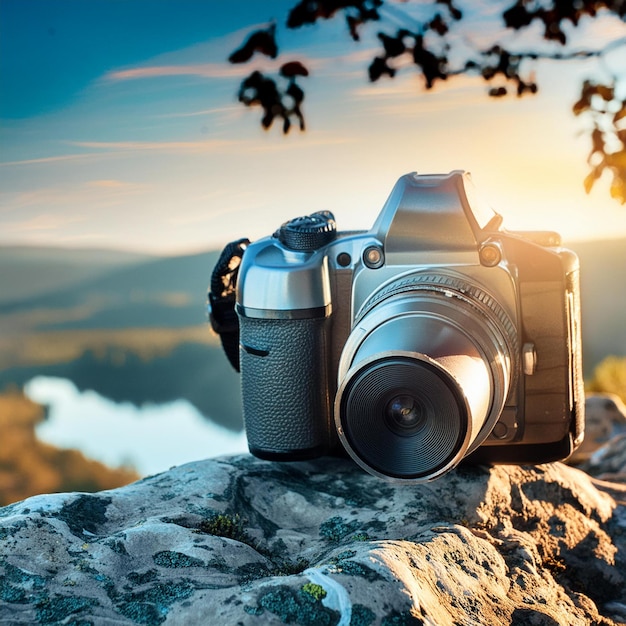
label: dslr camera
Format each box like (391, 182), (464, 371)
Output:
(210, 171), (584, 482)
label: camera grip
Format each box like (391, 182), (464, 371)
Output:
(239, 315), (331, 460)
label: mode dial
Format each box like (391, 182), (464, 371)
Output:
(277, 210), (337, 251)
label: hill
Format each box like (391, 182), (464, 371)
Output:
(0, 245), (153, 305)
(0, 249), (220, 331)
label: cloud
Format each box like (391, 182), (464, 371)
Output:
(1, 213), (87, 234)
(0, 141), (239, 168)
(69, 139), (241, 153)
(86, 179), (136, 189)
(154, 106), (243, 119)
(0, 180), (147, 215)
(104, 63), (251, 81)
(0, 153), (104, 167)
(69, 134), (354, 155)
(0, 132), (355, 175)
(349, 73), (496, 116)
(104, 54), (330, 84)
(0, 140), (245, 169)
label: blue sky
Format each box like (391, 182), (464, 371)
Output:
(1, 0), (626, 253)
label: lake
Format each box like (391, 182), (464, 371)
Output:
(25, 376), (248, 477)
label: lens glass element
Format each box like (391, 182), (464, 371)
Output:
(385, 394), (426, 435)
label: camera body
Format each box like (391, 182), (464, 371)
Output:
(234, 171), (584, 481)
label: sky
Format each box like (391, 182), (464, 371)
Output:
(1, 0), (626, 255)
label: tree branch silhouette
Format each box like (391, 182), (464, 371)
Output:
(228, 1), (626, 203)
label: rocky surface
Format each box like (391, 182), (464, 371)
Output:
(583, 434), (626, 483)
(1, 454), (625, 625)
(571, 394), (626, 464)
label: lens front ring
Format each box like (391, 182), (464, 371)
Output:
(335, 351), (473, 482)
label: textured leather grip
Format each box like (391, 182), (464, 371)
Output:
(239, 315), (331, 460)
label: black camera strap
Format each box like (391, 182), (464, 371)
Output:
(208, 238), (250, 372)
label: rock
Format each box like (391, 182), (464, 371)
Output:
(583, 433), (626, 483)
(1, 455), (625, 625)
(571, 393), (626, 464)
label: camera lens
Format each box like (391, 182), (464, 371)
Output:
(339, 357), (467, 480)
(335, 270), (517, 482)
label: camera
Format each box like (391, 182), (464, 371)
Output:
(210, 171), (584, 482)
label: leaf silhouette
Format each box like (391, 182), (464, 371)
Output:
(489, 86), (508, 97)
(436, 0), (462, 20)
(591, 127), (605, 156)
(369, 56), (395, 82)
(287, 0), (382, 38)
(237, 69), (308, 134)
(377, 31), (407, 57)
(280, 61), (310, 78)
(584, 166), (602, 194)
(228, 24), (278, 64)
(412, 36), (447, 89)
(503, 2), (534, 29)
(429, 13), (448, 36)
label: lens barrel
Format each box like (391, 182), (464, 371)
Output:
(335, 271), (517, 482)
